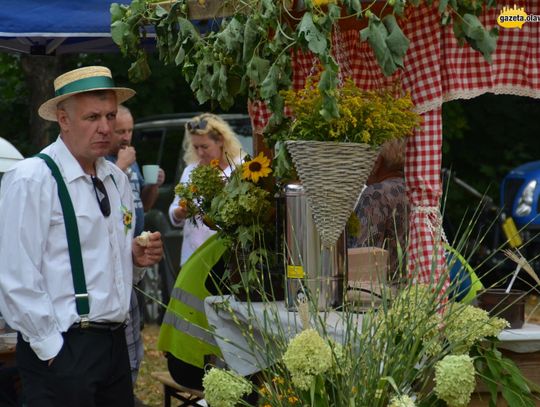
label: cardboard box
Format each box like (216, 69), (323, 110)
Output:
(347, 247), (389, 284)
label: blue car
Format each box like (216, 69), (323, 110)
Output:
(501, 161), (540, 231)
(500, 162), (540, 290)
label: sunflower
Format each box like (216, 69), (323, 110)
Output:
(242, 152), (272, 183)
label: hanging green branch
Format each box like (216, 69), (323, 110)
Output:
(110, 0), (498, 122)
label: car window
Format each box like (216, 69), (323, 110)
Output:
(133, 128), (185, 186)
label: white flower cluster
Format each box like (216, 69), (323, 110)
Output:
(434, 354), (476, 407)
(282, 328), (333, 390)
(202, 367), (251, 407)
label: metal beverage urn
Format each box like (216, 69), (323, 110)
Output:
(283, 183), (347, 310)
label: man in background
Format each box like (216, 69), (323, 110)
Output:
(108, 105), (165, 401)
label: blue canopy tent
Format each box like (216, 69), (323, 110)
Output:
(0, 0), (133, 55)
(0, 0), (221, 55)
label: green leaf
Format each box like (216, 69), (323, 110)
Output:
(260, 64), (279, 100)
(129, 0), (145, 14)
(318, 67), (338, 92)
(243, 16), (259, 61)
(475, 27), (499, 64)
(128, 54), (151, 82)
(155, 4), (169, 18)
(437, 0), (449, 13)
(501, 386), (529, 407)
(344, 0), (362, 14)
(217, 17), (244, 53)
(267, 95), (284, 129)
(178, 17), (198, 39)
(174, 46), (186, 65)
(261, 0), (277, 20)
(110, 20), (128, 47)
(246, 56), (270, 85)
(392, 0), (407, 16)
(501, 358), (531, 394)
(110, 3), (125, 22)
(360, 17), (396, 76)
(383, 15), (410, 68)
(272, 141), (292, 179)
(297, 12), (327, 55)
(461, 13), (485, 41)
(452, 17), (465, 46)
(327, 3), (342, 22)
(320, 94), (339, 120)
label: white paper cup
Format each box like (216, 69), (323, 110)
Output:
(142, 165), (159, 184)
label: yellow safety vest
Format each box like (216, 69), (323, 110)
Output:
(157, 235), (227, 368)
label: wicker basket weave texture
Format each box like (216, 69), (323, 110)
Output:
(285, 140), (379, 247)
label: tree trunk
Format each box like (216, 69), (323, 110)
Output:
(20, 54), (62, 151)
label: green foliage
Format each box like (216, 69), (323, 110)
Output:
(174, 154), (275, 284)
(360, 14), (409, 76)
(174, 163), (226, 219)
(0, 54), (31, 155)
(110, 0), (498, 128)
(472, 339), (537, 407)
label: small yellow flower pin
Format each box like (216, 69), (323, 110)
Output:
(121, 205), (132, 234)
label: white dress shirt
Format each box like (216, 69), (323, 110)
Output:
(168, 162), (234, 266)
(0, 137), (135, 361)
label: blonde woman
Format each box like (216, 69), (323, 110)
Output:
(168, 113), (244, 266)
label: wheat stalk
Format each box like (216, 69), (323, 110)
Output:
(503, 248), (540, 286)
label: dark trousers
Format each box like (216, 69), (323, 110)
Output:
(16, 327), (133, 407)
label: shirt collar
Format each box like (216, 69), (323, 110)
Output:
(51, 136), (114, 183)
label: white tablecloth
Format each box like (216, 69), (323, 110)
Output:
(498, 323), (540, 353)
(205, 296), (540, 375)
(204, 296), (363, 376)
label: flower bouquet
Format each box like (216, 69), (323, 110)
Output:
(270, 76), (422, 247)
(175, 153), (283, 300)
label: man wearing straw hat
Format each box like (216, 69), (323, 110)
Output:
(0, 66), (163, 406)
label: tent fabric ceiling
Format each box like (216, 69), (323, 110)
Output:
(0, 0), (141, 55)
(0, 1), (219, 55)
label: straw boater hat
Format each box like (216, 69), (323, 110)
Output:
(38, 66), (136, 122)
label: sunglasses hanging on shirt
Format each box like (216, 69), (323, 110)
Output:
(91, 175), (111, 217)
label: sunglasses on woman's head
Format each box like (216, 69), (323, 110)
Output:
(91, 175), (111, 217)
(187, 118), (208, 131)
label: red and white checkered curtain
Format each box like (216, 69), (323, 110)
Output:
(249, 1), (540, 286)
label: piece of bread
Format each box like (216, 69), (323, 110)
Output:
(136, 231), (151, 247)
